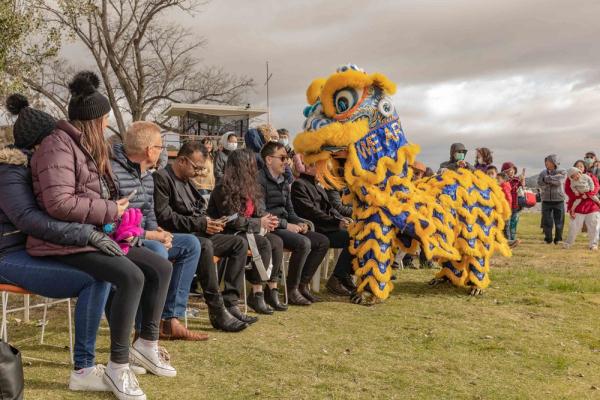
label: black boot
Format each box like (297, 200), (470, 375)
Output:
(326, 275), (351, 296)
(287, 287), (311, 306)
(208, 305), (248, 332)
(227, 305), (258, 324)
(339, 275), (357, 292)
(247, 291), (274, 315)
(264, 287), (288, 311)
(299, 283), (321, 303)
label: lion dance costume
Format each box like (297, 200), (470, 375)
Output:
(293, 64), (511, 303)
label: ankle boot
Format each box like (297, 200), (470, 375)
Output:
(246, 291), (274, 315)
(264, 287), (288, 311)
(299, 283), (321, 303)
(227, 305), (258, 324)
(287, 287), (311, 306)
(339, 275), (357, 292)
(208, 305), (248, 332)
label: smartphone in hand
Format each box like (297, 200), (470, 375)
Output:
(126, 189), (138, 200)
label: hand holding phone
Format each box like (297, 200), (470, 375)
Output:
(126, 189), (138, 200)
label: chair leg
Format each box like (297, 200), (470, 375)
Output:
(23, 294), (30, 323)
(242, 275), (248, 315)
(40, 297), (49, 345)
(1, 292), (8, 341)
(184, 308), (188, 329)
(281, 258), (288, 305)
(67, 299), (74, 365)
(311, 264), (322, 293)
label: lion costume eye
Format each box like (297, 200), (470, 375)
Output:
(334, 88), (360, 114)
(378, 97), (394, 117)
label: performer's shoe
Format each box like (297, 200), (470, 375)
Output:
(326, 275), (351, 296)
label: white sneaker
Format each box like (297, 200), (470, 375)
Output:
(130, 341), (176, 377)
(130, 345), (169, 375)
(129, 364), (147, 375)
(69, 364), (112, 391)
(103, 365), (146, 400)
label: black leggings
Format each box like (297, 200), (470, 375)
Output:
(56, 247), (172, 364)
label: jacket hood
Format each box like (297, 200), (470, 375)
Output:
(450, 143), (467, 158)
(0, 147), (28, 166)
(244, 128), (265, 153)
(220, 132), (236, 148)
(545, 154), (559, 167)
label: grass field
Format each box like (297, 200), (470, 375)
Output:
(5, 212), (600, 399)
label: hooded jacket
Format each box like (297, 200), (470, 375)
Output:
(110, 143), (159, 231)
(27, 120), (118, 256)
(0, 147), (92, 255)
(439, 143), (474, 172)
(537, 154), (566, 202)
(214, 132), (237, 184)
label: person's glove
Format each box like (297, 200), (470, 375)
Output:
(88, 230), (125, 256)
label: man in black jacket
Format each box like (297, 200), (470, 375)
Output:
(153, 141), (253, 331)
(258, 142), (329, 305)
(291, 165), (357, 296)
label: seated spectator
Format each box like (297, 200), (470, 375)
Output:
(291, 163), (356, 296)
(438, 142), (474, 172)
(111, 121), (207, 340)
(326, 188), (352, 219)
(486, 165), (498, 179)
(474, 147), (493, 172)
(214, 132), (238, 184)
(537, 154), (566, 244)
(28, 71), (176, 399)
(153, 141), (250, 330)
(2, 94), (113, 393)
(208, 149), (287, 314)
(190, 137), (216, 197)
(258, 142), (329, 305)
(564, 163), (600, 250)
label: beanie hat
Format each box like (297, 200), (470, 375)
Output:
(567, 167), (581, 177)
(68, 71), (111, 121)
(501, 161), (516, 173)
(5, 94), (56, 150)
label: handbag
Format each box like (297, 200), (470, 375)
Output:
(0, 340), (24, 400)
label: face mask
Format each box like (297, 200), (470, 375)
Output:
(279, 138), (289, 147)
(584, 157), (594, 166)
(224, 142), (237, 151)
(454, 152), (465, 161)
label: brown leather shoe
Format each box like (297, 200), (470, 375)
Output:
(159, 318), (209, 341)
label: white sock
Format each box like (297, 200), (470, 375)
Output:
(134, 337), (158, 352)
(107, 361), (129, 372)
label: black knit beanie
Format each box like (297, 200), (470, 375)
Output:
(5, 94), (57, 150)
(68, 71), (111, 121)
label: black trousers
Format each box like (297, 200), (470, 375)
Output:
(322, 230), (353, 279)
(541, 201), (565, 243)
(56, 247), (171, 364)
(273, 229), (329, 288)
(240, 233), (284, 284)
(197, 234), (247, 308)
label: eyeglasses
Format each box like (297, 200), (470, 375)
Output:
(184, 156), (203, 172)
(150, 145), (167, 150)
(268, 155), (289, 162)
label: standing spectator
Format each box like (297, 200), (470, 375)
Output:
(474, 147), (493, 172)
(497, 172), (519, 248)
(501, 161), (525, 242)
(564, 165), (600, 250)
(208, 149), (287, 314)
(438, 143), (474, 172)
(213, 132), (237, 184)
(258, 142), (329, 305)
(190, 137), (216, 197)
(411, 161), (427, 180)
(537, 154), (566, 244)
(584, 151), (600, 182)
(486, 165), (498, 179)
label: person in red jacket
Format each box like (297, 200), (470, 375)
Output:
(501, 161), (525, 242)
(564, 162), (600, 250)
(497, 172), (520, 248)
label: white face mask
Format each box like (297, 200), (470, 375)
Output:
(279, 138), (289, 147)
(224, 142), (237, 151)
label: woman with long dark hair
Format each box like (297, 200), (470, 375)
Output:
(474, 147), (493, 172)
(208, 149), (287, 314)
(29, 71), (174, 400)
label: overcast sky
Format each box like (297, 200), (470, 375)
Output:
(167, 0), (600, 174)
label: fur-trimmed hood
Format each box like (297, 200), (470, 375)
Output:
(0, 147), (28, 167)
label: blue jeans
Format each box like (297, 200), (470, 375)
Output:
(0, 250), (110, 369)
(143, 233), (201, 320)
(505, 210), (521, 241)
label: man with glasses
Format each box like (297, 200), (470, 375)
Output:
(153, 141), (253, 332)
(258, 142), (329, 306)
(111, 121), (210, 340)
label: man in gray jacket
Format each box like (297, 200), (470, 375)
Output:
(537, 154), (566, 244)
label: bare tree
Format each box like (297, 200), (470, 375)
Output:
(9, 0), (253, 136)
